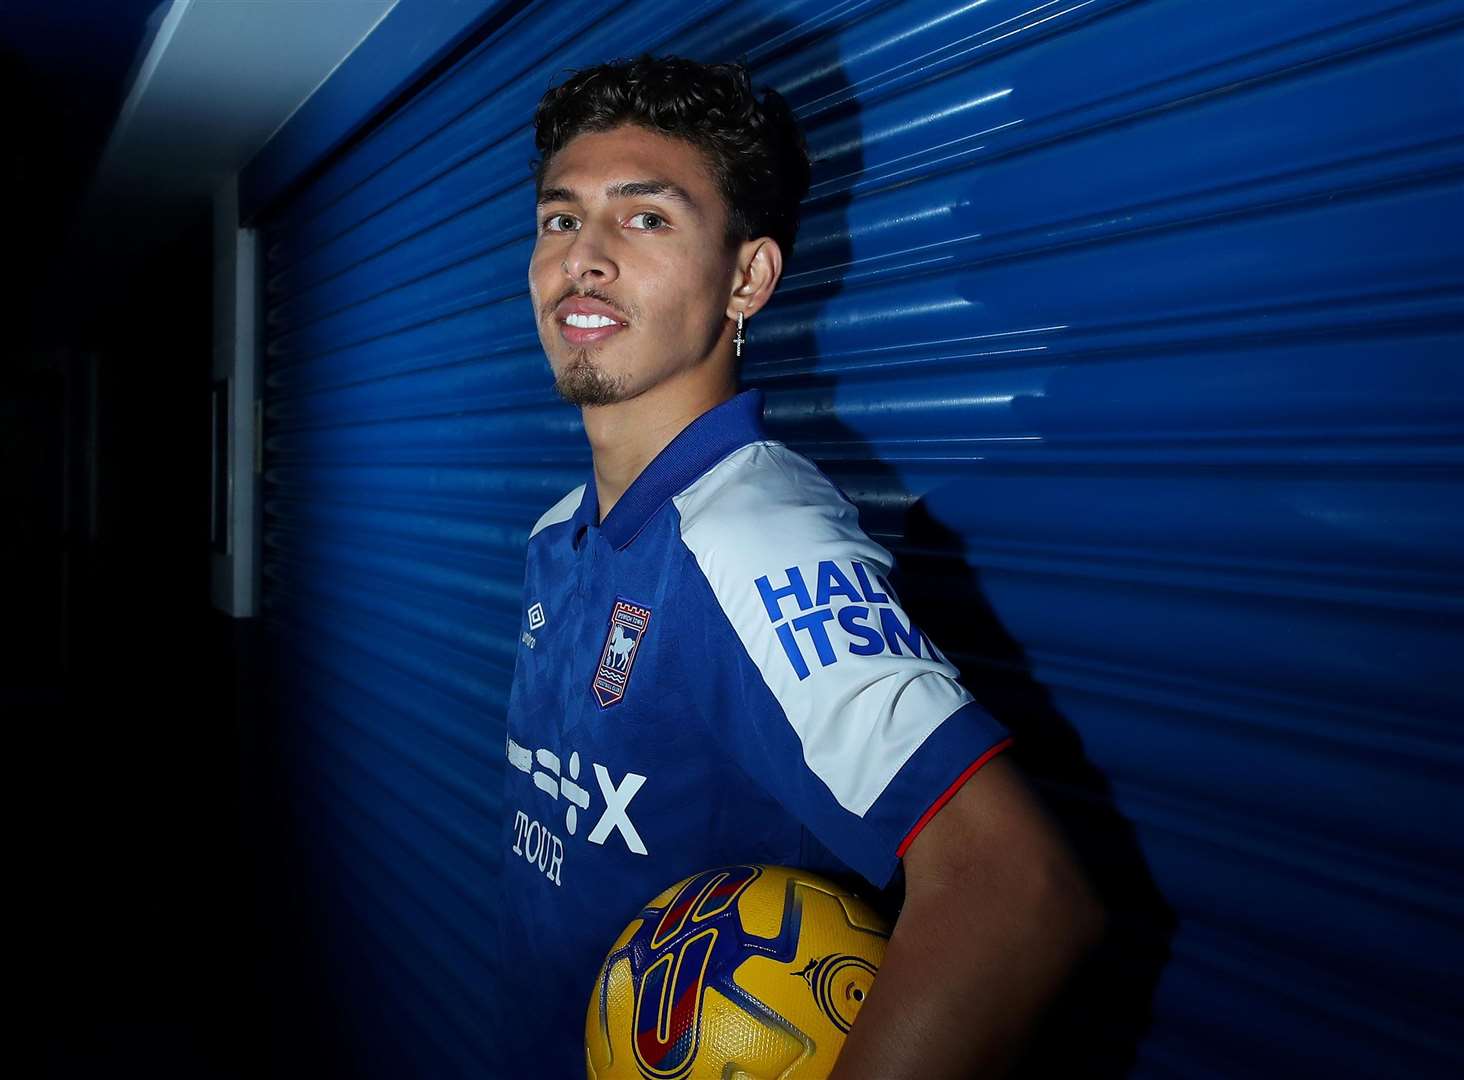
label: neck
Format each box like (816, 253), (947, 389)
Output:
(584, 364), (738, 523)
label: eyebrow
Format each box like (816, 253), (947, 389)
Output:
(537, 179), (700, 210)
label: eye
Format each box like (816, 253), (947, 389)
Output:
(541, 212), (578, 233)
(627, 212), (666, 231)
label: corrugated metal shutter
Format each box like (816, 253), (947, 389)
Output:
(254, 1), (1464, 1076)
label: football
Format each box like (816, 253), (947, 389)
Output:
(585, 864), (890, 1079)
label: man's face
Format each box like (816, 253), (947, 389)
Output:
(529, 124), (739, 407)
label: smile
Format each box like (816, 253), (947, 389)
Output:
(553, 293), (629, 346)
(558, 312), (627, 346)
(565, 313), (618, 328)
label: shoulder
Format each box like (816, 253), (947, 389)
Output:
(672, 441), (890, 573)
(529, 483), (586, 541)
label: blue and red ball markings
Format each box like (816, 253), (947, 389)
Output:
(599, 866), (816, 1080)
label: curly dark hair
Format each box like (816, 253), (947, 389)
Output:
(532, 56), (812, 260)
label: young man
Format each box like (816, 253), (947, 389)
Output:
(499, 56), (1103, 1077)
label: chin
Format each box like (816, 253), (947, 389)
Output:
(554, 352), (632, 407)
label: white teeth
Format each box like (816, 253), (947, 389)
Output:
(566, 313), (618, 329)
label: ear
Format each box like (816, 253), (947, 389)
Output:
(726, 237), (784, 322)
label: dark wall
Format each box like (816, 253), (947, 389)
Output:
(16, 214), (269, 1079)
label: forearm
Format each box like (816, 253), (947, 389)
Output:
(828, 864), (1103, 1079)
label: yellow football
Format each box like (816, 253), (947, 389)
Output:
(585, 864), (890, 1079)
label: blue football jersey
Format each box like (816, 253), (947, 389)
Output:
(496, 389), (1010, 1075)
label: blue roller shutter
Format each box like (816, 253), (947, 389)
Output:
(249, 1), (1464, 1076)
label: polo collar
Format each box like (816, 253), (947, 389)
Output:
(575, 389), (767, 551)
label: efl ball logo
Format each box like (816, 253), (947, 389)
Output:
(593, 599), (652, 707)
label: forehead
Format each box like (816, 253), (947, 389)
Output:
(540, 124), (723, 210)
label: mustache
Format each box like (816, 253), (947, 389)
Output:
(541, 286), (630, 323)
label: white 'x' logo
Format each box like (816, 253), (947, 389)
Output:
(587, 764), (647, 855)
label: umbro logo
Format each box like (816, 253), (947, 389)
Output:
(527, 602), (546, 630)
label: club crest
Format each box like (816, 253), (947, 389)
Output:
(593, 599), (651, 708)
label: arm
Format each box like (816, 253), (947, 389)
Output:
(828, 755), (1105, 1079)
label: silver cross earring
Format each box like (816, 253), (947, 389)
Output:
(734, 310), (746, 358)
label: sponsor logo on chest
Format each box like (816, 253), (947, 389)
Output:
(505, 736), (648, 887)
(592, 598), (652, 707)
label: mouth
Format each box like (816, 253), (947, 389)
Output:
(554, 297), (628, 347)
(558, 312), (627, 346)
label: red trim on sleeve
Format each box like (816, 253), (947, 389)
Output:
(895, 737), (1015, 859)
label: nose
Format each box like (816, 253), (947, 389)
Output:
(561, 222), (618, 285)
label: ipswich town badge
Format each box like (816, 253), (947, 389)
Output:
(592, 599), (651, 708)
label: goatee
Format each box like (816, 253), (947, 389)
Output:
(554, 351), (630, 407)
